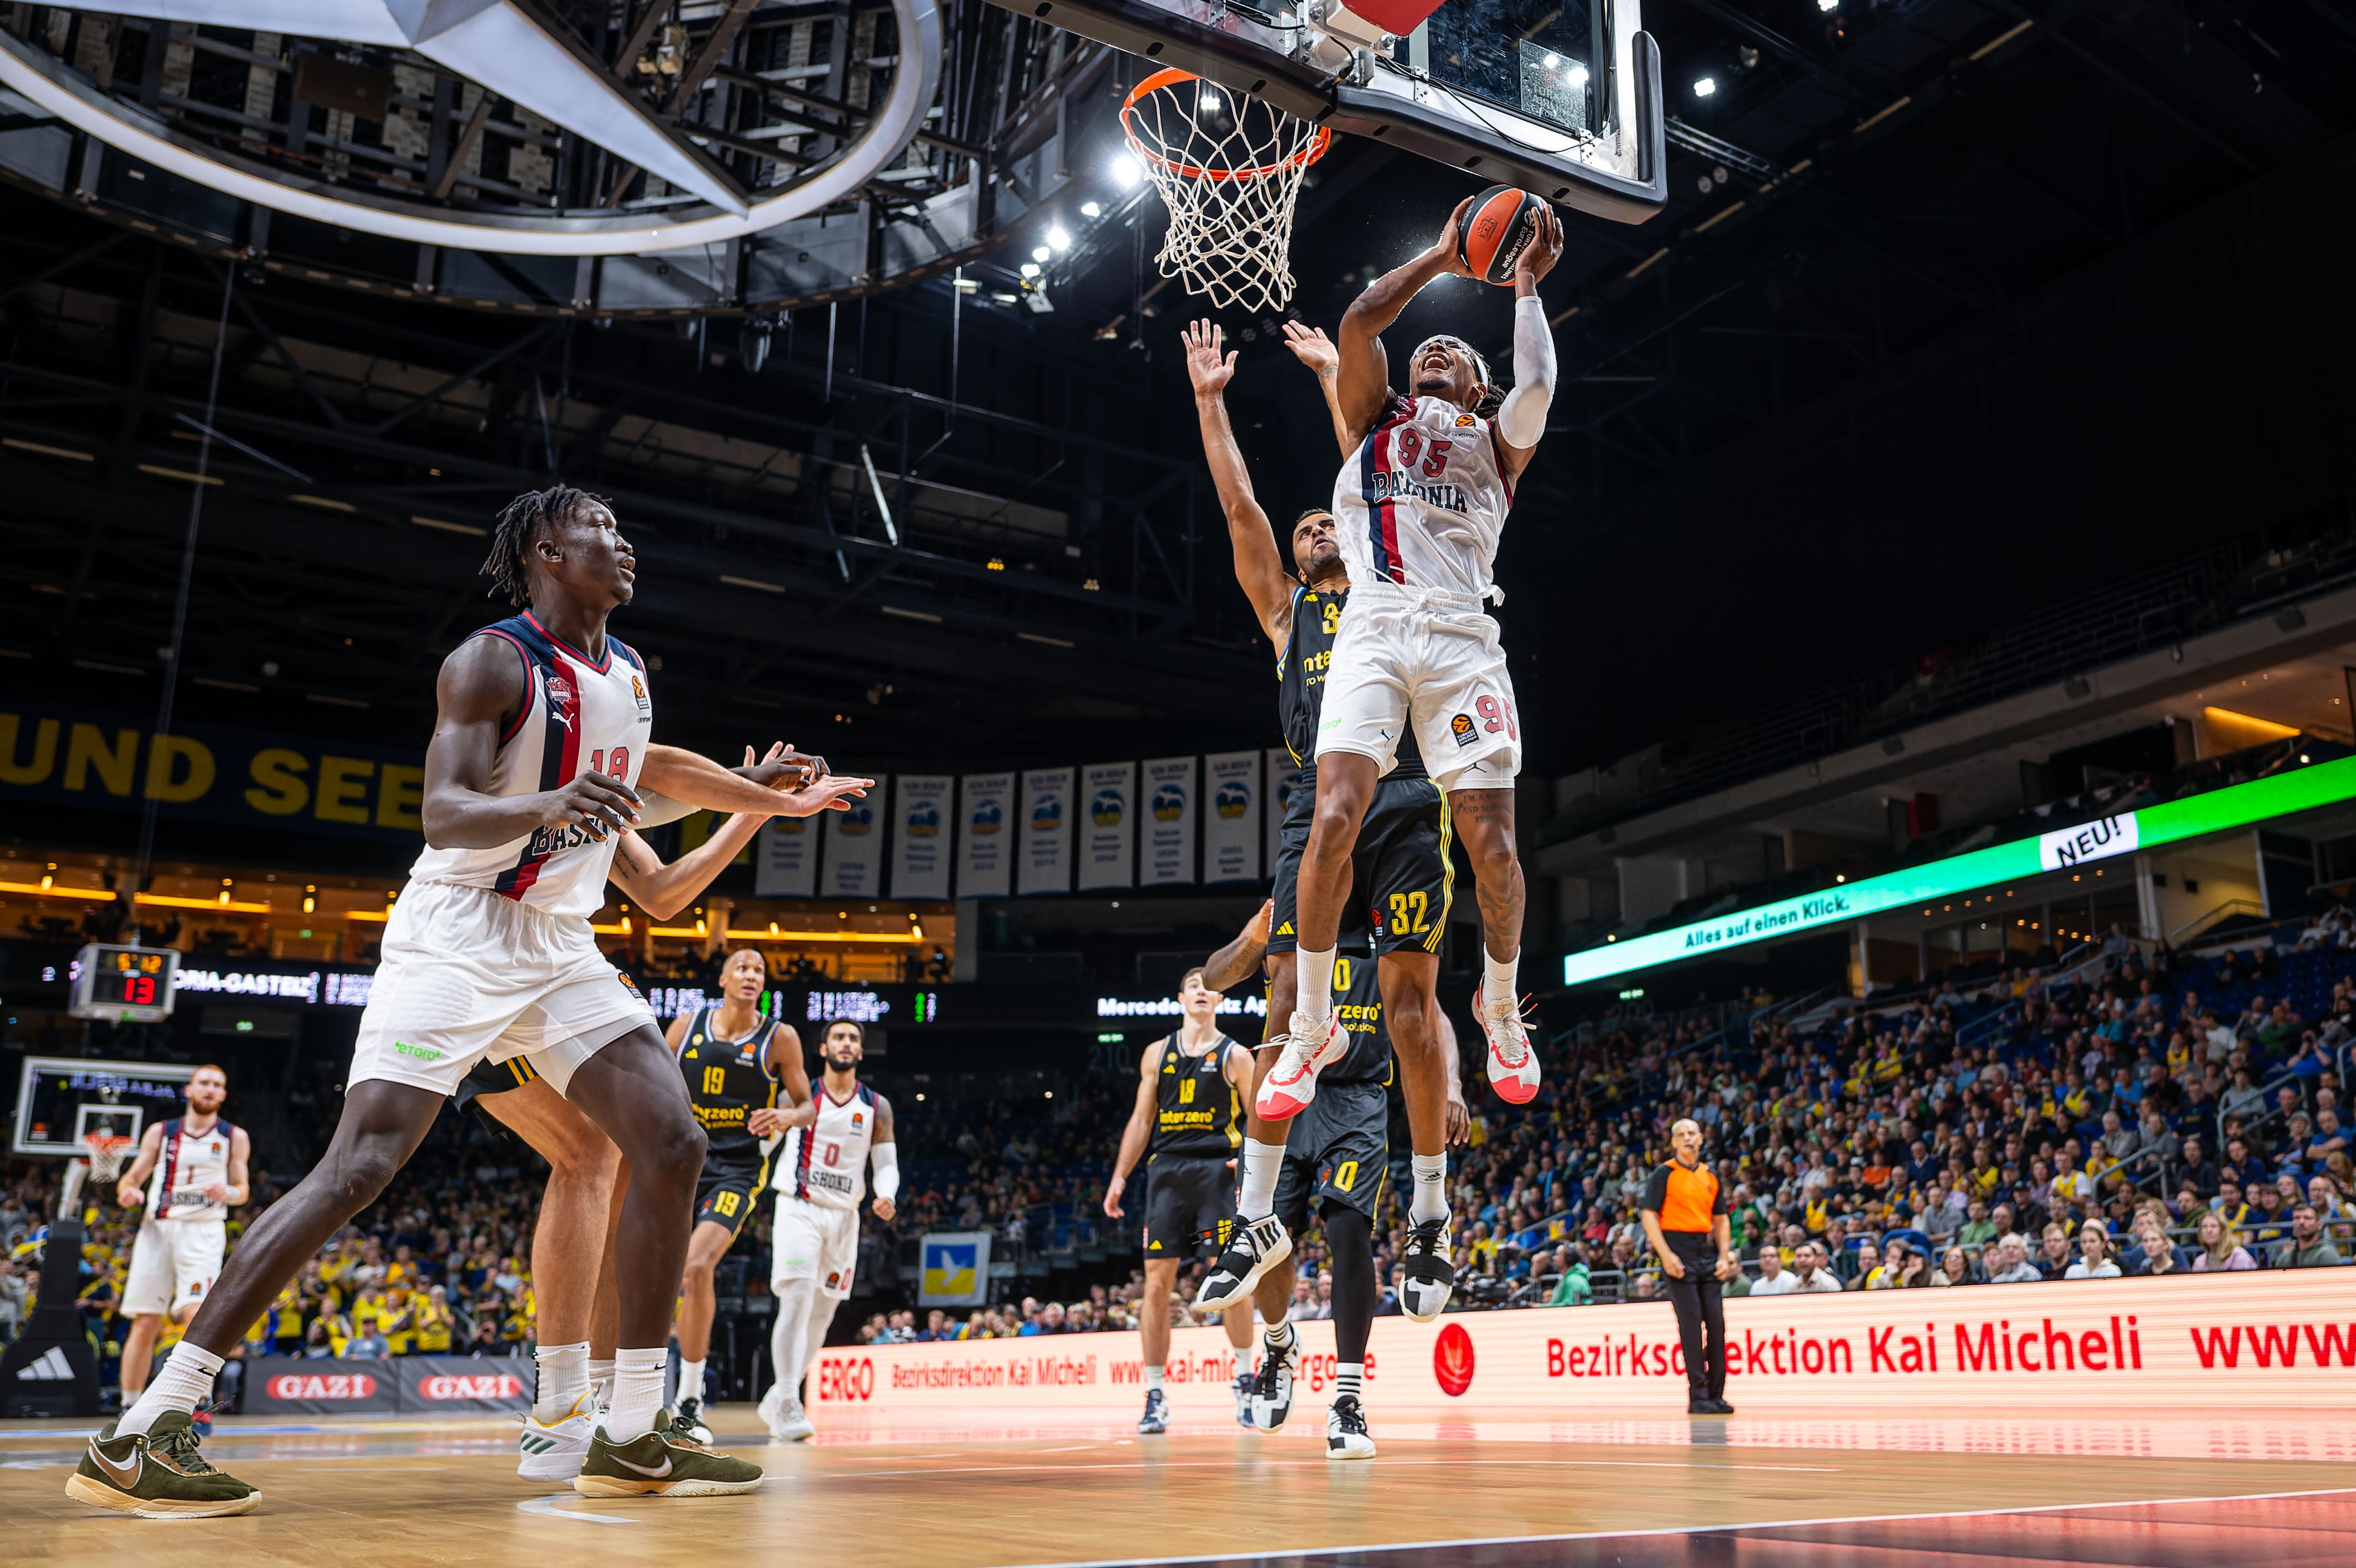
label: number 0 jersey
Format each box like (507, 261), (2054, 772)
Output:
(776, 1082), (879, 1210)
(145, 1115), (236, 1222)
(1278, 585), (1426, 782)
(679, 1005), (782, 1173)
(405, 610), (654, 919)
(1332, 394), (1513, 600)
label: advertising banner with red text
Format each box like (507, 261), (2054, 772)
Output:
(245, 1365), (400, 1416)
(809, 1272), (2356, 1423)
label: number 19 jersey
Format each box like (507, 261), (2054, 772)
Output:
(776, 1083), (878, 1211)
(406, 610), (655, 919)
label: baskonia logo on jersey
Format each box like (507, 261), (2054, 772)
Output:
(1091, 790), (1125, 828)
(1215, 780), (1250, 819)
(1450, 714), (1478, 747)
(1152, 784), (1186, 821)
(544, 671), (576, 716)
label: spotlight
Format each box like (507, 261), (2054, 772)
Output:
(1047, 225), (1072, 251)
(1200, 88), (1222, 111)
(1032, 245), (1052, 261)
(1080, 200), (1102, 217)
(1021, 262), (1041, 278)
(1693, 76), (1717, 97)
(1542, 51), (1560, 66)
(1568, 63), (1589, 86)
(1113, 152), (1143, 187)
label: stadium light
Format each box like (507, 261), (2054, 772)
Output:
(1047, 225), (1072, 251)
(1080, 200), (1102, 217)
(1113, 152), (1144, 188)
(1032, 245), (1052, 261)
(1693, 76), (1717, 97)
(1020, 262), (1041, 278)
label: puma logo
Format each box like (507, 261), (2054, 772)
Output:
(610, 1452), (674, 1478)
(88, 1440), (141, 1488)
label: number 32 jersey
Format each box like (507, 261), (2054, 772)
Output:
(775, 1084), (879, 1211)
(406, 610), (654, 919)
(1333, 394), (1513, 600)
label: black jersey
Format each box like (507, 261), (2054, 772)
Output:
(1278, 584), (1425, 780)
(1320, 947), (1395, 1086)
(1152, 1035), (1244, 1157)
(680, 1005), (782, 1168)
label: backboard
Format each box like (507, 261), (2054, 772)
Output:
(12, 1056), (196, 1158)
(1003, 0), (1664, 222)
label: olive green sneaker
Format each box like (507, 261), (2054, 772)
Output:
(574, 1413), (763, 1497)
(65, 1411), (260, 1518)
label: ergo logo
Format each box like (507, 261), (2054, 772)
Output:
(816, 1355), (877, 1402)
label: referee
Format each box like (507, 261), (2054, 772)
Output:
(1639, 1118), (1737, 1415)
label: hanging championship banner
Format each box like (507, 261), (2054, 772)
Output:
(823, 776), (886, 899)
(1202, 750), (1261, 884)
(756, 815), (819, 897)
(1265, 747), (1303, 874)
(1142, 755), (1197, 886)
(957, 773), (1015, 898)
(1020, 768), (1075, 894)
(1078, 761), (1136, 891)
(891, 775), (953, 899)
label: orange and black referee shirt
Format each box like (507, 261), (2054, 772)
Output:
(1641, 1157), (1729, 1242)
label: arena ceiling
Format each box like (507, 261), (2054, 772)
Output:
(0, 0), (2352, 831)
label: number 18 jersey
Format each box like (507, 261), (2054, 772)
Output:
(406, 610), (655, 919)
(775, 1083), (878, 1211)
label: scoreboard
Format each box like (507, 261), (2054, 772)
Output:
(68, 944), (179, 1023)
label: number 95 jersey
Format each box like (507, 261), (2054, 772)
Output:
(406, 611), (655, 919)
(774, 1083), (879, 1211)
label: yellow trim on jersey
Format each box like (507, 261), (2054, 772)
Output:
(507, 1056), (538, 1087)
(1426, 787), (1454, 953)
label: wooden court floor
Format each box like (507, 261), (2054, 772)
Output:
(9, 1407), (2355, 1567)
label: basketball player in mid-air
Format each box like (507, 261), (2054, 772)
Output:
(112, 1066), (248, 1415)
(1199, 902), (1468, 1457)
(758, 1019), (897, 1442)
(1181, 319), (1462, 1327)
(1271, 196), (1562, 1127)
(69, 485), (870, 1517)
(1104, 966), (1257, 1433)
(668, 945), (812, 1441)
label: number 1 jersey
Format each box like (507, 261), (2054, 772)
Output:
(406, 610), (654, 919)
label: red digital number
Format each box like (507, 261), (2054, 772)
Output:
(126, 975), (155, 1005)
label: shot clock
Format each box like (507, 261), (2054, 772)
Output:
(68, 944), (180, 1023)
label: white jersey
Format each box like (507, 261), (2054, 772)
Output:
(775, 1082), (879, 1211)
(406, 610), (654, 919)
(145, 1115), (235, 1222)
(1331, 394), (1513, 599)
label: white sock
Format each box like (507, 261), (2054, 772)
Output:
(676, 1357), (707, 1407)
(770, 1279), (817, 1406)
(1482, 948), (1519, 1011)
(1295, 947), (1336, 1021)
(1145, 1366), (1165, 1392)
(603, 1346), (667, 1443)
(588, 1357), (615, 1409)
(1264, 1321), (1295, 1353)
(119, 1342), (223, 1437)
(803, 1300), (834, 1383)
(1335, 1362), (1364, 1403)
(1238, 1139), (1287, 1221)
(533, 1340), (590, 1422)
(1410, 1152), (1449, 1226)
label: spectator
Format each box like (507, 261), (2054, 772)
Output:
(2273, 1204), (2349, 1268)
(2191, 1211), (2256, 1272)
(1547, 1252), (1593, 1306)
(1746, 1248), (1797, 1296)
(2175, 1136), (2221, 1198)
(2064, 1221), (2121, 1279)
(1788, 1243), (1845, 1293)
(2037, 1224), (2075, 1278)
(1986, 1234), (2044, 1284)
(1939, 1244), (1974, 1285)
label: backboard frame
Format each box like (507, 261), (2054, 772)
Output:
(12, 1056), (196, 1158)
(1007, 0), (1664, 222)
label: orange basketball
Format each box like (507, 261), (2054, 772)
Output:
(1457, 186), (1547, 286)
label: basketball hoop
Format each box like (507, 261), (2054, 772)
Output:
(60, 1131), (135, 1216)
(1121, 68), (1331, 315)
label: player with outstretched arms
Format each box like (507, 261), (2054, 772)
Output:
(112, 1066), (248, 1416)
(758, 1018), (897, 1442)
(1181, 321), (1464, 1325)
(68, 485), (869, 1517)
(1275, 198), (1563, 1137)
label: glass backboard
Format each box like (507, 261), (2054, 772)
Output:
(1007, 0), (1663, 221)
(12, 1057), (196, 1158)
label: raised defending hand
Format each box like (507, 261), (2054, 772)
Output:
(542, 772), (641, 839)
(1433, 195), (1477, 276)
(739, 741), (825, 792)
(1281, 321), (1339, 377)
(1182, 320), (1237, 396)
(774, 772), (874, 817)
(1515, 203), (1564, 288)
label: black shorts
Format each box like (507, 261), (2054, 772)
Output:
(453, 1053), (544, 1139)
(1272, 1078), (1389, 1231)
(1269, 771), (1450, 956)
(1142, 1153), (1236, 1260)
(695, 1155), (768, 1238)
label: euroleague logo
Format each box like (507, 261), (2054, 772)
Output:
(420, 1372), (525, 1401)
(817, 1355), (877, 1402)
(266, 1371), (377, 1400)
(1433, 1321), (1476, 1397)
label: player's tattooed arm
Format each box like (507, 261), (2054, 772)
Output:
(1280, 323), (1354, 459)
(1200, 898), (1274, 993)
(425, 634), (642, 847)
(1104, 1043), (1162, 1219)
(1335, 196), (1476, 446)
(1184, 320), (1293, 644)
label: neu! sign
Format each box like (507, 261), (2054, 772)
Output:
(809, 1273), (2354, 1424)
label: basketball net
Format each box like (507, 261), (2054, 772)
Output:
(61, 1132), (133, 1216)
(1122, 68), (1330, 315)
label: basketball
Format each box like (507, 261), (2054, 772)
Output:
(1457, 185), (1547, 285)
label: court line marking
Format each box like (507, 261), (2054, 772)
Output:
(824, 1456), (1845, 1479)
(518, 1492), (640, 1525)
(981, 1484), (2356, 1567)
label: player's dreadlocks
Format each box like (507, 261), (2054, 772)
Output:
(480, 485), (610, 606)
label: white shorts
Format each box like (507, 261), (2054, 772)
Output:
(347, 879), (656, 1099)
(1315, 584), (1520, 792)
(772, 1196), (861, 1300)
(122, 1218), (224, 1318)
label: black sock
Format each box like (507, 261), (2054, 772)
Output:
(1323, 1203), (1376, 1367)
